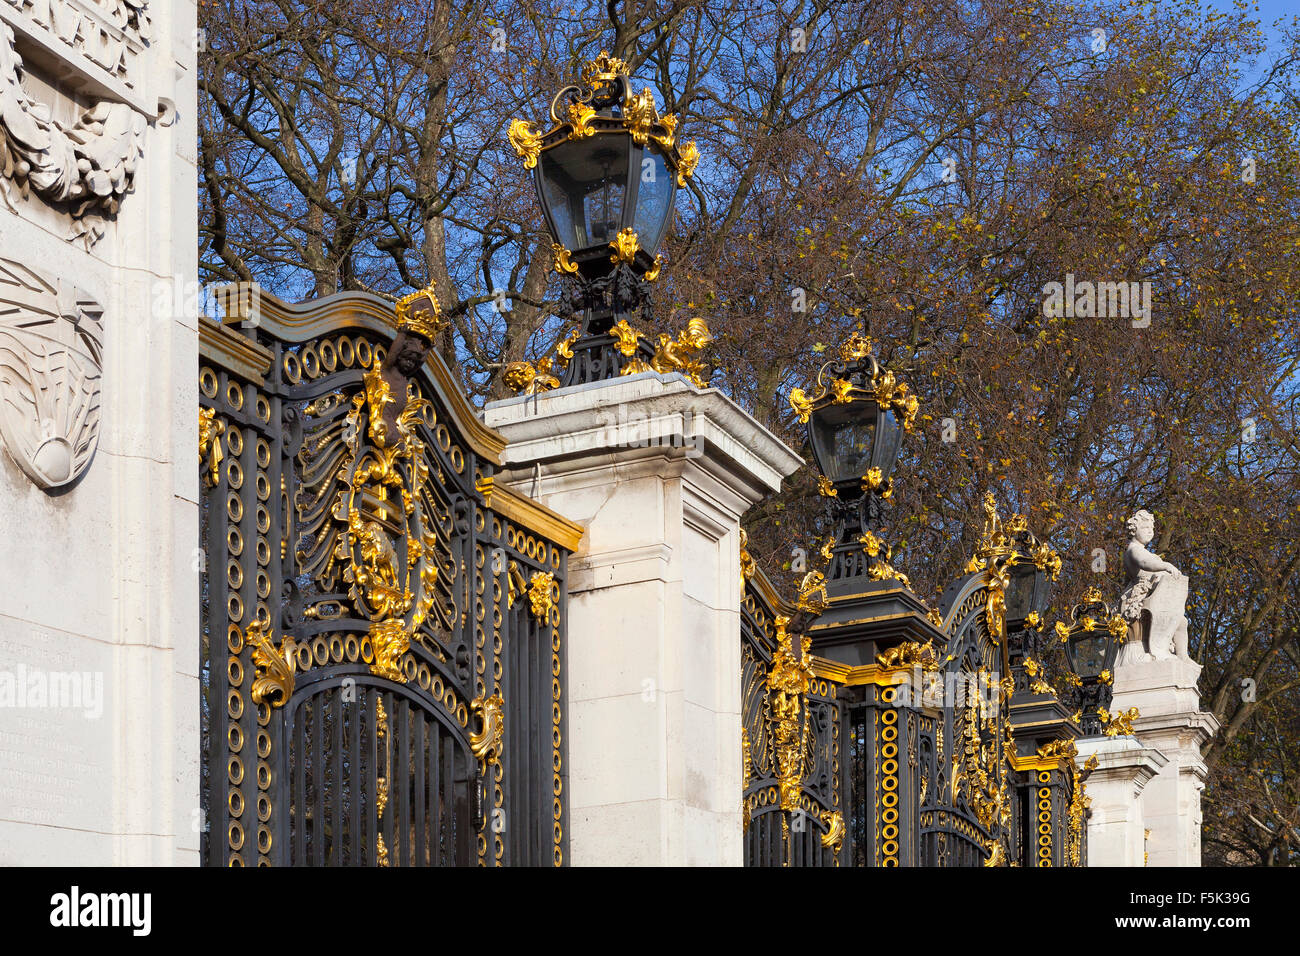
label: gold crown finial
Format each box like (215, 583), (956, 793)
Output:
(394, 282), (447, 342)
(840, 330), (873, 362)
(582, 50), (628, 84)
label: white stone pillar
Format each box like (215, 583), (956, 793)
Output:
(1076, 736), (1166, 866)
(0, 1), (198, 864)
(484, 372), (803, 865)
(1111, 657), (1219, 866)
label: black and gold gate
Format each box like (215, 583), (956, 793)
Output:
(197, 285), (581, 866)
(741, 536), (1090, 868)
(740, 551), (845, 867)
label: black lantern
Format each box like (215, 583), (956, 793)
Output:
(536, 134), (676, 276)
(1064, 599), (1122, 682)
(798, 333), (913, 503)
(1003, 558), (1045, 628)
(790, 331), (918, 583)
(1061, 589), (1126, 736)
(808, 398), (903, 498)
(507, 52), (700, 385)
(1003, 532), (1060, 631)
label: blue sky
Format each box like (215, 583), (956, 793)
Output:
(1205, 0), (1297, 83)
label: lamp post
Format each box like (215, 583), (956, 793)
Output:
(789, 330), (918, 585)
(507, 52), (700, 386)
(1060, 587), (1128, 736)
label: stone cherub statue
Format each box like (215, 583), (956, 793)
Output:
(1117, 509), (1191, 663)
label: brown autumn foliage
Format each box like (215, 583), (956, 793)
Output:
(198, 0), (1300, 863)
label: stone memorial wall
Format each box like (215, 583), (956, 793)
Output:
(0, 0), (198, 865)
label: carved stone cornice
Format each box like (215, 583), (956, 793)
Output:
(1, 0), (152, 113)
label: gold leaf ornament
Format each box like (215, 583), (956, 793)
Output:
(246, 619), (297, 708)
(789, 388), (813, 423)
(552, 243), (579, 275)
(567, 101), (597, 139)
(624, 87), (660, 144)
(199, 406), (225, 488)
(507, 118), (543, 168)
(675, 140), (700, 187)
(368, 618), (411, 682)
(470, 692), (505, 772)
(611, 319), (641, 356)
(527, 571), (555, 623)
(649, 317), (713, 387)
(608, 227), (640, 264)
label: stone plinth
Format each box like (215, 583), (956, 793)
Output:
(1077, 736), (1166, 866)
(484, 371), (803, 865)
(1112, 656), (1219, 866)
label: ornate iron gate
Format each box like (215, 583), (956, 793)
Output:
(741, 516), (1091, 868)
(740, 547), (845, 867)
(197, 286), (580, 866)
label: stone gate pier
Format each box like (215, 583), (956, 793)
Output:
(485, 371), (802, 865)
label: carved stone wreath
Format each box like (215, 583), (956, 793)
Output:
(0, 4), (148, 246)
(0, 256), (102, 489)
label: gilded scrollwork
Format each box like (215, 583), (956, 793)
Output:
(470, 692), (505, 773)
(820, 810), (845, 852)
(502, 357), (560, 396)
(1100, 705), (1139, 737)
(796, 570), (828, 615)
(609, 227), (640, 264)
(949, 674), (1014, 866)
(739, 528), (757, 590)
(610, 318), (640, 356)
(877, 641), (941, 672)
(787, 330), (919, 433)
(368, 619), (410, 682)
(769, 615), (815, 813)
(551, 242), (579, 275)
(293, 285), (457, 684)
(246, 619), (297, 707)
(506, 118), (543, 168)
(1066, 754), (1097, 867)
(514, 50), (700, 199)
(675, 139), (700, 186)
(566, 100), (597, 139)
(649, 317), (712, 388)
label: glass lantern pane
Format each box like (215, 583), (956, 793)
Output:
(631, 149), (675, 254)
(1071, 634), (1106, 678)
(1004, 562), (1037, 622)
(537, 136), (631, 250)
(873, 409), (902, 482)
(832, 420), (876, 480)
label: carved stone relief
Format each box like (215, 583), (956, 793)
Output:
(0, 255), (102, 489)
(0, 0), (149, 245)
(3, 0), (151, 86)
